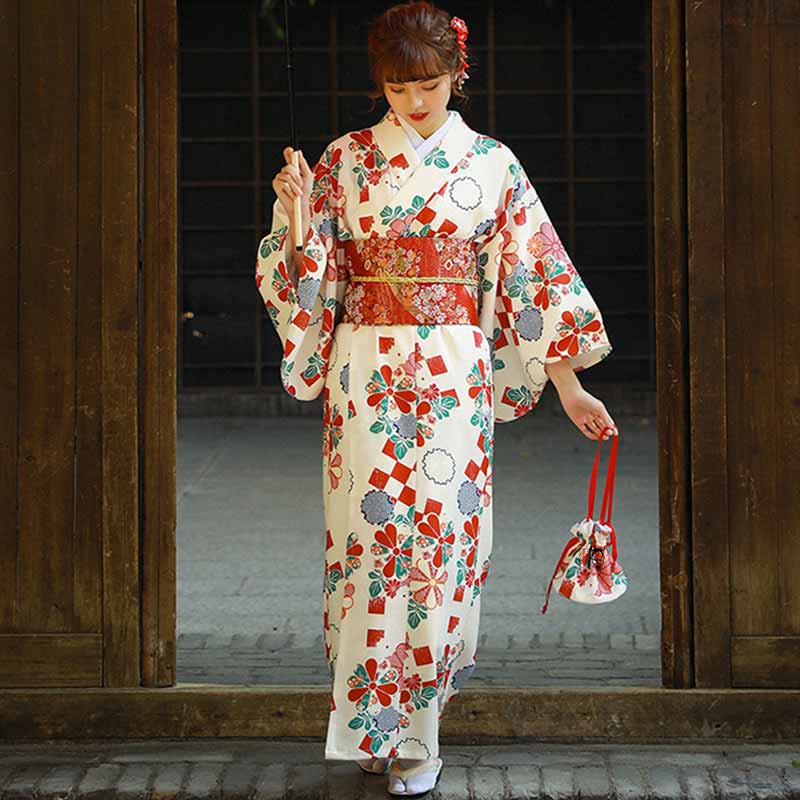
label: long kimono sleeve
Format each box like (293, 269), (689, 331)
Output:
(475, 154), (613, 423)
(255, 142), (349, 400)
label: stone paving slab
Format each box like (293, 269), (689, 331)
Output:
(177, 637), (661, 687)
(176, 415), (660, 692)
(0, 740), (798, 799)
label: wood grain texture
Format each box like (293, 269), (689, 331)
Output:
(685, 0), (731, 688)
(732, 637), (800, 687)
(652, 0), (693, 688)
(0, 0), (20, 632)
(141, 0), (178, 688)
(18, 0), (78, 632)
(771, 0), (800, 635)
(2, 686), (800, 740)
(101, 0), (140, 687)
(0, 635), (102, 688)
(724, 0), (778, 641)
(75, 0), (104, 635)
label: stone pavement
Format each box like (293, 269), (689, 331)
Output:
(176, 412), (659, 686)
(177, 634), (661, 687)
(0, 739), (798, 799)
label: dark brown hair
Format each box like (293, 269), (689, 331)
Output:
(366, 0), (472, 111)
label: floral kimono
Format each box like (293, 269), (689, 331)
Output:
(255, 106), (613, 760)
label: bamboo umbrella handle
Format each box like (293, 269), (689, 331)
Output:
(291, 149), (303, 251)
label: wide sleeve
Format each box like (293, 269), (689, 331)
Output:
(255, 142), (350, 401)
(474, 154), (613, 423)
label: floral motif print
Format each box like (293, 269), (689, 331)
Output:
(255, 104), (613, 761)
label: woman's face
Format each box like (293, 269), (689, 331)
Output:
(383, 72), (453, 137)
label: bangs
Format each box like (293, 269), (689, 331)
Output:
(378, 40), (449, 85)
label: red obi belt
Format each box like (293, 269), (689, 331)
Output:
(340, 237), (480, 326)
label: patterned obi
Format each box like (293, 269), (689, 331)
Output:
(340, 237), (479, 326)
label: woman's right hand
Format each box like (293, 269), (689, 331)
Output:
(272, 146), (313, 235)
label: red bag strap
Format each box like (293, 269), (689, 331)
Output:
(586, 428), (619, 524)
(599, 431), (619, 524)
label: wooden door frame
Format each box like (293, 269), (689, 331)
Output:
(139, 0), (695, 692)
(7, 0), (800, 744)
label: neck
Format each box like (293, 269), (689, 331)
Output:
(406, 108), (450, 139)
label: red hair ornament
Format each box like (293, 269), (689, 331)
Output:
(450, 16), (470, 83)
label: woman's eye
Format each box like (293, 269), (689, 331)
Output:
(423, 84), (439, 91)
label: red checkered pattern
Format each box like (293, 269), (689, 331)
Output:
(413, 497), (444, 527)
(403, 150), (477, 234)
(462, 430), (491, 497)
(493, 293), (520, 348)
(368, 458), (416, 508)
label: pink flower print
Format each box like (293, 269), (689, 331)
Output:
(341, 581), (355, 618)
(408, 558), (448, 610)
(399, 343), (424, 377)
(420, 383), (440, 401)
(481, 470), (492, 508)
(467, 359), (491, 409)
(327, 451), (342, 491)
(577, 546), (615, 596)
(387, 216), (410, 238)
(528, 221), (568, 261)
(386, 640), (412, 675)
(329, 182), (348, 220)
(495, 228), (520, 280)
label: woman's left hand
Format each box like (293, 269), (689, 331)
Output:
(557, 386), (619, 441)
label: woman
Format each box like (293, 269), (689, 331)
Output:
(256, 1), (618, 794)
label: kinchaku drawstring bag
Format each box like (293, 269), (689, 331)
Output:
(541, 427), (627, 614)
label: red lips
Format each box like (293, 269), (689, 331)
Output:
(409, 112), (428, 120)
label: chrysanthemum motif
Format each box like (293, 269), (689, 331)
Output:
(361, 489), (395, 525)
(298, 276), (321, 310)
(373, 705), (402, 732)
(408, 559), (448, 610)
(422, 448), (456, 485)
(457, 480), (481, 516)
(394, 412), (417, 439)
(515, 306), (543, 341)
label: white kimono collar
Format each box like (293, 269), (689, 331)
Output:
(371, 106), (478, 204)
